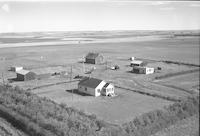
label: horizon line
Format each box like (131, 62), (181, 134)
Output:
(1, 29), (200, 34)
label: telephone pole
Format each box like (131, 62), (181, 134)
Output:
(70, 65), (73, 101)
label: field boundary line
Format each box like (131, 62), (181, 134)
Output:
(153, 82), (196, 95)
(29, 79), (79, 91)
(115, 85), (181, 102)
(154, 68), (199, 80)
(161, 60), (200, 67)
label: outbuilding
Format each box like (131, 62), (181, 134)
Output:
(78, 77), (114, 97)
(130, 57), (135, 61)
(130, 60), (147, 67)
(85, 53), (104, 64)
(16, 70), (36, 81)
(132, 67), (154, 74)
(10, 66), (23, 72)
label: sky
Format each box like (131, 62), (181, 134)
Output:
(0, 0), (200, 33)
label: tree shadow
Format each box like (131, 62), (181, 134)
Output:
(65, 89), (92, 96)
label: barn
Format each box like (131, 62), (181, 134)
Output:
(132, 67), (154, 74)
(85, 53), (104, 64)
(10, 66), (23, 72)
(78, 77), (114, 97)
(16, 70), (36, 81)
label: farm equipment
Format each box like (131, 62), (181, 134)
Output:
(110, 65), (120, 70)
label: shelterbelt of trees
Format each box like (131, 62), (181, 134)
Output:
(0, 84), (199, 136)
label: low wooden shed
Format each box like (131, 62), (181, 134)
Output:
(85, 53), (104, 64)
(16, 70), (36, 81)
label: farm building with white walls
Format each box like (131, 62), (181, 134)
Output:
(10, 66), (23, 72)
(132, 67), (154, 74)
(130, 57), (135, 61)
(78, 77), (114, 97)
(130, 60), (147, 67)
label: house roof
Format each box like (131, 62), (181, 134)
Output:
(103, 83), (110, 88)
(31, 66), (66, 75)
(78, 77), (103, 88)
(16, 69), (30, 75)
(131, 60), (143, 65)
(85, 53), (101, 59)
(11, 66), (23, 68)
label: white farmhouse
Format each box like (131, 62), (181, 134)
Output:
(78, 77), (114, 97)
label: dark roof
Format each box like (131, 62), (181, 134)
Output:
(85, 53), (100, 59)
(103, 83), (110, 88)
(78, 77), (103, 88)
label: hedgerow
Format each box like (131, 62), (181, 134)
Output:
(0, 84), (199, 136)
(122, 95), (199, 136)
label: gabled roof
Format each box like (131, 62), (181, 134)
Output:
(78, 77), (103, 88)
(11, 66), (23, 68)
(16, 69), (30, 75)
(85, 53), (101, 59)
(103, 83), (110, 88)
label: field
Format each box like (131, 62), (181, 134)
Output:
(0, 30), (199, 127)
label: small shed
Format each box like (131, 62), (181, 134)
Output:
(11, 66), (23, 72)
(85, 53), (104, 64)
(16, 70), (36, 81)
(132, 67), (154, 74)
(130, 57), (135, 61)
(130, 60), (147, 67)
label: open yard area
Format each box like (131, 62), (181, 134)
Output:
(31, 82), (172, 124)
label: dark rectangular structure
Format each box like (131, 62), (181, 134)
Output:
(85, 53), (104, 64)
(16, 70), (36, 81)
